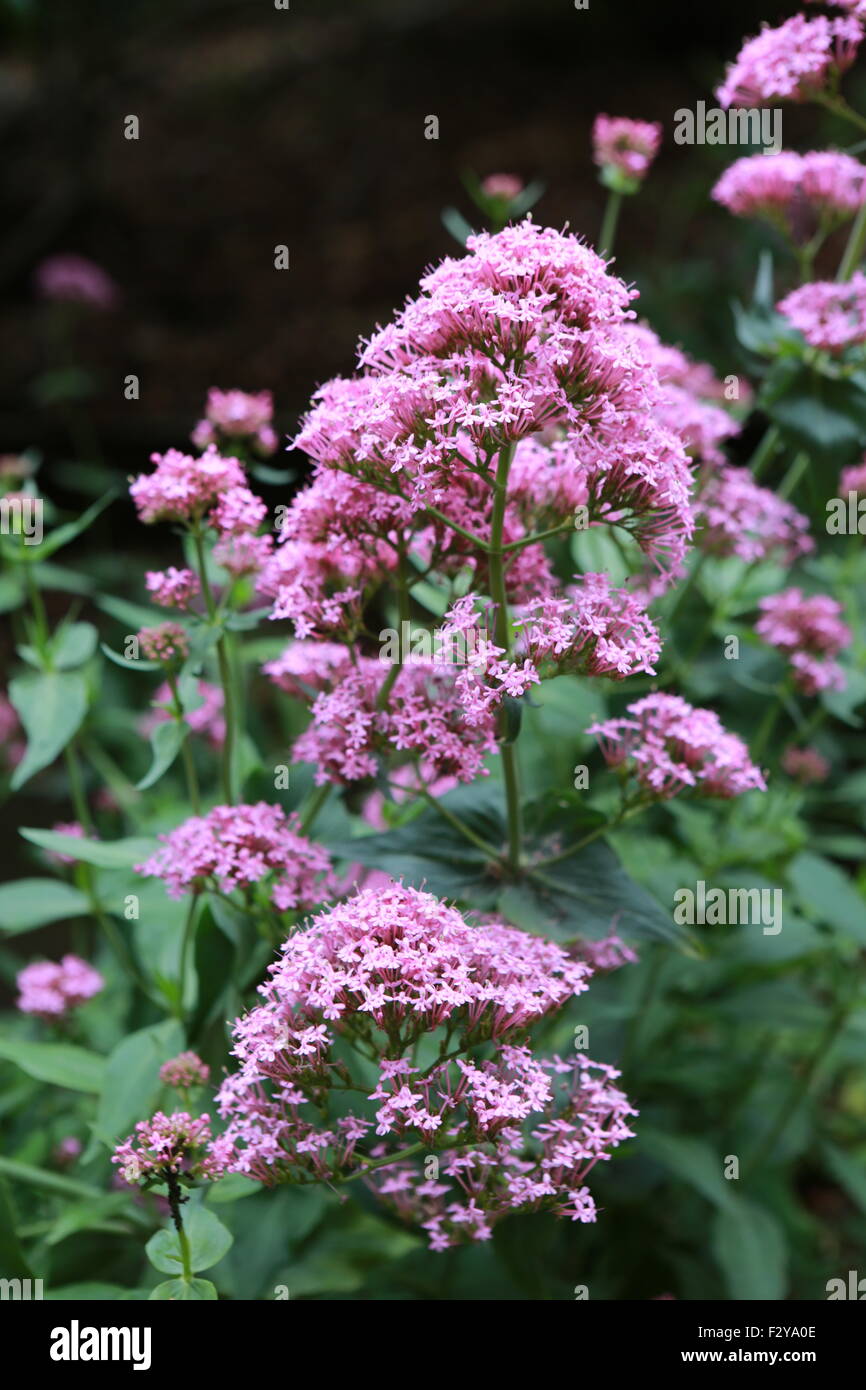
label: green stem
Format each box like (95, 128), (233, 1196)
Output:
(488, 442), (522, 870)
(744, 998), (854, 1177)
(167, 674), (201, 815)
(532, 801), (647, 870)
(599, 190), (622, 257)
(192, 527), (238, 803)
(176, 897), (198, 1026)
(838, 194), (866, 281)
(415, 785), (505, 862)
(300, 782), (332, 835)
(777, 451), (809, 501)
(749, 424), (781, 482)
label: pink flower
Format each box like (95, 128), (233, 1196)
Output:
(588, 693), (767, 800)
(34, 254), (119, 309)
(160, 1052), (210, 1090)
(112, 1111), (226, 1186)
(696, 466), (813, 565)
(138, 622), (189, 664)
(145, 567), (201, 610)
(777, 273), (866, 351)
(840, 458), (866, 494)
(140, 679), (225, 749)
(480, 173), (524, 201)
(263, 640), (353, 699)
(756, 588), (850, 693)
(713, 150), (866, 236)
(44, 821), (88, 867)
(717, 13), (862, 108)
(515, 574), (662, 679)
(17, 955), (104, 1020)
(136, 802), (336, 912)
(191, 388), (277, 456)
(130, 446), (246, 525)
(592, 115), (662, 183)
(781, 745), (830, 783)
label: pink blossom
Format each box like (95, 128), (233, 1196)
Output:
(34, 253), (119, 309)
(141, 679), (225, 749)
(840, 458), (866, 494)
(716, 14), (862, 108)
(592, 115), (662, 182)
(777, 273), (866, 351)
(481, 173), (524, 201)
(145, 567), (201, 610)
(756, 588), (850, 693)
(138, 622), (189, 664)
(112, 1111), (226, 1186)
(191, 388), (277, 456)
(713, 150), (866, 235)
(17, 955), (104, 1020)
(160, 1052), (210, 1090)
(130, 446), (246, 525)
(515, 574), (662, 679)
(588, 693), (767, 800)
(696, 465), (813, 565)
(136, 802), (336, 912)
(781, 745), (830, 783)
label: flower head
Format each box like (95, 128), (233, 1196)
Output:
(136, 802), (336, 911)
(777, 273), (866, 351)
(756, 588), (850, 693)
(17, 955), (104, 1020)
(35, 254), (119, 309)
(592, 115), (662, 184)
(717, 14), (862, 108)
(160, 1052), (211, 1090)
(112, 1111), (226, 1186)
(588, 693), (767, 800)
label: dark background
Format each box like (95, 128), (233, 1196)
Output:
(0, 0), (829, 473)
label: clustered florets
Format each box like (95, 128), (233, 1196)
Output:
(136, 802), (336, 911)
(588, 693), (767, 800)
(209, 883), (637, 1248)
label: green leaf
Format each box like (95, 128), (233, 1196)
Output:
(35, 488), (117, 560)
(638, 1128), (736, 1211)
(100, 642), (160, 673)
(788, 851), (866, 944)
(0, 879), (90, 934)
(52, 621), (98, 670)
(0, 1039), (105, 1093)
(94, 1019), (184, 1146)
(9, 670), (88, 788)
(20, 828), (158, 868)
(207, 1174), (260, 1204)
(821, 1141), (866, 1215)
(711, 1195), (787, 1300)
(146, 1207), (233, 1274)
(136, 720), (187, 791)
(763, 359), (866, 459)
(522, 840), (688, 946)
(150, 1277), (217, 1301)
(0, 1176), (31, 1280)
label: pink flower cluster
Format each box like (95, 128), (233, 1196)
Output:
(136, 802), (336, 912)
(292, 655), (499, 787)
(138, 622), (189, 664)
(588, 694), (767, 800)
(145, 567), (201, 610)
(623, 322), (741, 468)
(592, 115), (662, 182)
(141, 679), (225, 749)
(263, 640), (353, 698)
(777, 273), (866, 352)
(0, 692), (23, 768)
(371, 1053), (636, 1248)
(35, 253), (119, 309)
(112, 1111), (226, 1186)
(716, 13), (862, 108)
(696, 466), (813, 565)
(192, 388), (278, 456)
(781, 745), (830, 783)
(515, 573), (662, 679)
(713, 150), (866, 235)
(756, 588), (851, 693)
(130, 446), (273, 578)
(840, 458), (866, 494)
(211, 883), (634, 1246)
(160, 1051), (210, 1090)
(17, 955), (104, 1020)
(44, 820), (87, 867)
